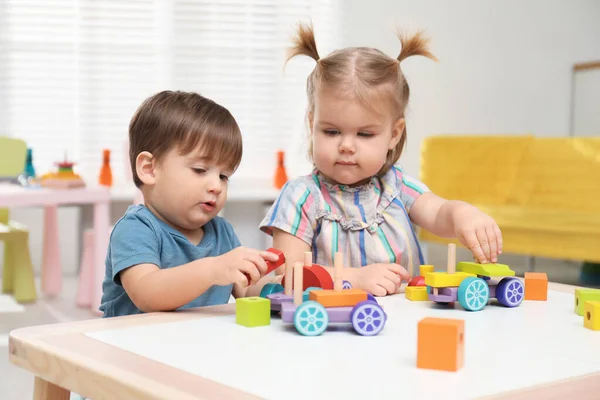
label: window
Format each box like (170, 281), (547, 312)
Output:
(0, 0), (340, 187)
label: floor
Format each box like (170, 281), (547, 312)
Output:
(0, 244), (597, 400)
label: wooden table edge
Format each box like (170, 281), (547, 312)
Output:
(8, 282), (598, 399)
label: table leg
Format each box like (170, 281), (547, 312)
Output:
(41, 205), (61, 295)
(33, 377), (69, 400)
(91, 201), (110, 314)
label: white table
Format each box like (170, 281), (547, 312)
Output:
(8, 281), (600, 399)
(0, 184), (110, 313)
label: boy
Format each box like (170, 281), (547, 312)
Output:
(100, 90), (278, 317)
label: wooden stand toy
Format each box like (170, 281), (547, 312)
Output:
(524, 272), (548, 301)
(574, 288), (600, 316)
(425, 244), (525, 311)
(417, 317), (465, 372)
(262, 251), (358, 314)
(269, 252), (386, 336)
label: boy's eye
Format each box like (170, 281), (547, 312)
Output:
(192, 168), (206, 174)
(220, 174), (229, 182)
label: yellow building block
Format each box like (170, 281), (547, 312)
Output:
(583, 301), (600, 331)
(406, 286), (429, 301)
(419, 265), (434, 276)
(457, 262), (515, 277)
(575, 288), (600, 316)
(424, 272), (476, 288)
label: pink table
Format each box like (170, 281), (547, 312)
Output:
(0, 184), (110, 314)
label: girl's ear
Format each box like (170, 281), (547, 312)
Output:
(136, 151), (157, 185)
(389, 117), (406, 150)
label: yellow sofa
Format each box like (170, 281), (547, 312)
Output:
(418, 135), (600, 263)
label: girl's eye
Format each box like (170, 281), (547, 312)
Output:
(358, 132), (374, 138)
(324, 129), (339, 136)
(192, 168), (206, 174)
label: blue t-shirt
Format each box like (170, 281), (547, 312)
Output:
(99, 205), (241, 318)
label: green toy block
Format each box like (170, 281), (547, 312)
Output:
(236, 297), (271, 327)
(457, 262), (515, 277)
(574, 288), (600, 316)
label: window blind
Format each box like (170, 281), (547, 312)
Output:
(0, 0), (340, 187)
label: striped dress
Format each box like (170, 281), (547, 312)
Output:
(259, 165), (429, 275)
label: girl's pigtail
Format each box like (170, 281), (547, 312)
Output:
(285, 22), (320, 66)
(396, 30), (438, 63)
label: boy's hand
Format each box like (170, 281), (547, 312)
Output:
(452, 205), (503, 264)
(350, 263), (410, 297)
(213, 247), (279, 287)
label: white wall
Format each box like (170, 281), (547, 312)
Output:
(340, 0), (600, 176)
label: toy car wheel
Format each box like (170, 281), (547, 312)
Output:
(259, 283), (284, 298)
(496, 277), (524, 307)
(367, 293), (378, 303)
(293, 301), (328, 336)
(350, 300), (386, 336)
(458, 277), (489, 311)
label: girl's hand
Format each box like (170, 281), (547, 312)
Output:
(452, 205), (503, 264)
(350, 263), (410, 297)
(213, 247), (279, 287)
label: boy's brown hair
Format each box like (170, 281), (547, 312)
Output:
(128, 90), (242, 187)
(286, 23), (437, 175)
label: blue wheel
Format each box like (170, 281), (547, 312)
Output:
(342, 280), (352, 289)
(458, 277), (489, 311)
(350, 300), (386, 336)
(259, 283), (284, 298)
(293, 301), (328, 336)
(496, 277), (524, 307)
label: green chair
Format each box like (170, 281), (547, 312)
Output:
(0, 137), (37, 303)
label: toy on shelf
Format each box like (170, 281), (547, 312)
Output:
(263, 251), (386, 336)
(273, 150), (288, 189)
(40, 153), (85, 189)
(98, 149), (113, 187)
(424, 243), (525, 311)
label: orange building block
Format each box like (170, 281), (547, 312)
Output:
(524, 272), (548, 301)
(309, 288), (368, 308)
(417, 317), (464, 372)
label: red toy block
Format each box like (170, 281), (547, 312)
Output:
(264, 248), (285, 275)
(244, 248), (285, 284)
(409, 276), (426, 287)
(282, 264), (334, 291)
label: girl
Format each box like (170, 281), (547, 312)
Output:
(260, 23), (502, 297)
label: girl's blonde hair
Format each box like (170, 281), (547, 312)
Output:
(286, 22), (437, 175)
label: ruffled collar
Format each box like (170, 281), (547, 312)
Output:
(313, 170), (378, 193)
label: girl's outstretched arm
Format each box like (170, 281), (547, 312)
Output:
(409, 192), (503, 263)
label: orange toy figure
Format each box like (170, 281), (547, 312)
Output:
(99, 149), (113, 187)
(273, 150), (288, 189)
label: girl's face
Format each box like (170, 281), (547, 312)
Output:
(309, 87), (404, 186)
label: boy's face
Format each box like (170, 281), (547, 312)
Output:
(309, 87), (403, 186)
(147, 146), (231, 233)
